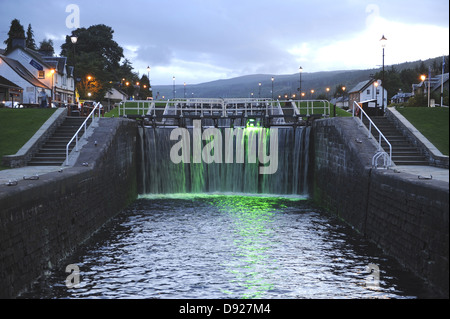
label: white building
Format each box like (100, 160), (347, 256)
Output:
(5, 40), (75, 105)
(348, 79), (387, 112)
(0, 54), (51, 105)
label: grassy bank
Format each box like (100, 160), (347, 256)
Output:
(396, 107), (449, 156)
(0, 108), (56, 170)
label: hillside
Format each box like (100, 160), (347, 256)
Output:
(152, 56), (446, 99)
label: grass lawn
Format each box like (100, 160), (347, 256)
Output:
(0, 108), (57, 170)
(396, 107), (449, 156)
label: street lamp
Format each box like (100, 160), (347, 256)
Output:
(380, 35), (387, 113)
(258, 82), (262, 99)
(374, 81), (379, 107)
(50, 69), (55, 101)
(70, 36), (77, 105)
(342, 86), (346, 109)
(184, 82), (186, 98)
(299, 66), (303, 101)
(271, 77), (274, 100)
(173, 76), (176, 99)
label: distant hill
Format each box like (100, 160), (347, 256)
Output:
(152, 56), (446, 99)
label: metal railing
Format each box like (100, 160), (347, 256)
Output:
(65, 102), (102, 166)
(352, 101), (392, 168)
(118, 98), (331, 122)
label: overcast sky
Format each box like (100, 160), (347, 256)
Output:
(1, 0), (448, 85)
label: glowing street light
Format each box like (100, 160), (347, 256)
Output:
(380, 35), (387, 113)
(299, 66), (303, 100)
(271, 77), (275, 100)
(173, 76), (176, 99)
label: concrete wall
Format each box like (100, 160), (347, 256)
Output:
(312, 117), (449, 298)
(0, 118), (138, 298)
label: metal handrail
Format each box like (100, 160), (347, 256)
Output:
(65, 102), (102, 166)
(119, 98), (331, 118)
(352, 101), (392, 168)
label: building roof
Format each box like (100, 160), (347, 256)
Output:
(348, 79), (374, 94)
(0, 75), (22, 90)
(42, 56), (68, 75)
(0, 55), (50, 90)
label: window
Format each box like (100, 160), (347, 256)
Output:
(366, 89), (370, 95)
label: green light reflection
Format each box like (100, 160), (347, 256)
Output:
(139, 193), (306, 298)
(209, 195), (290, 299)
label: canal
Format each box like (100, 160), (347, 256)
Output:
(21, 194), (431, 299)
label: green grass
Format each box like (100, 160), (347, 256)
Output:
(0, 108), (57, 170)
(396, 107), (449, 156)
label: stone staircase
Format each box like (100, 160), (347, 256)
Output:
(27, 117), (91, 166)
(363, 116), (429, 166)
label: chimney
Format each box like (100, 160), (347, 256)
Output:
(11, 38), (26, 49)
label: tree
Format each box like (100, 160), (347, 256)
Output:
(38, 39), (55, 55)
(61, 24), (125, 101)
(3, 19), (25, 52)
(26, 24), (37, 50)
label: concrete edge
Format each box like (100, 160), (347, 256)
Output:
(2, 108), (67, 167)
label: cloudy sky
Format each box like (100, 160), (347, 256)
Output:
(1, 0), (448, 85)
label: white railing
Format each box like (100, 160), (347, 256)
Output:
(352, 101), (392, 168)
(118, 98), (331, 119)
(65, 102), (102, 166)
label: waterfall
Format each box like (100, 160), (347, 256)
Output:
(137, 125), (311, 196)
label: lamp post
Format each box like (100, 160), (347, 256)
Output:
(71, 36), (77, 105)
(173, 76), (176, 99)
(184, 82), (186, 98)
(342, 86), (346, 109)
(380, 35), (387, 113)
(374, 81), (379, 107)
(258, 82), (262, 99)
(271, 77), (274, 100)
(299, 66), (303, 101)
(50, 69), (55, 101)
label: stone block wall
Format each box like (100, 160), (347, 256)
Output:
(312, 117), (449, 297)
(0, 118), (138, 298)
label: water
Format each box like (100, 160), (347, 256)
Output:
(137, 126), (311, 195)
(21, 194), (430, 299)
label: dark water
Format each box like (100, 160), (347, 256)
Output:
(21, 194), (431, 299)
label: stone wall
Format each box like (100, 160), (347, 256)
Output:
(0, 118), (138, 298)
(312, 117), (449, 298)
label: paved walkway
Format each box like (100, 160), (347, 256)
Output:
(392, 165), (449, 183)
(0, 166), (64, 185)
(1, 164), (448, 187)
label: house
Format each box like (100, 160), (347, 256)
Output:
(348, 79), (387, 113)
(391, 91), (413, 104)
(0, 75), (23, 105)
(4, 40), (75, 105)
(412, 73), (449, 106)
(0, 54), (51, 105)
(331, 96), (349, 109)
(104, 87), (128, 112)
